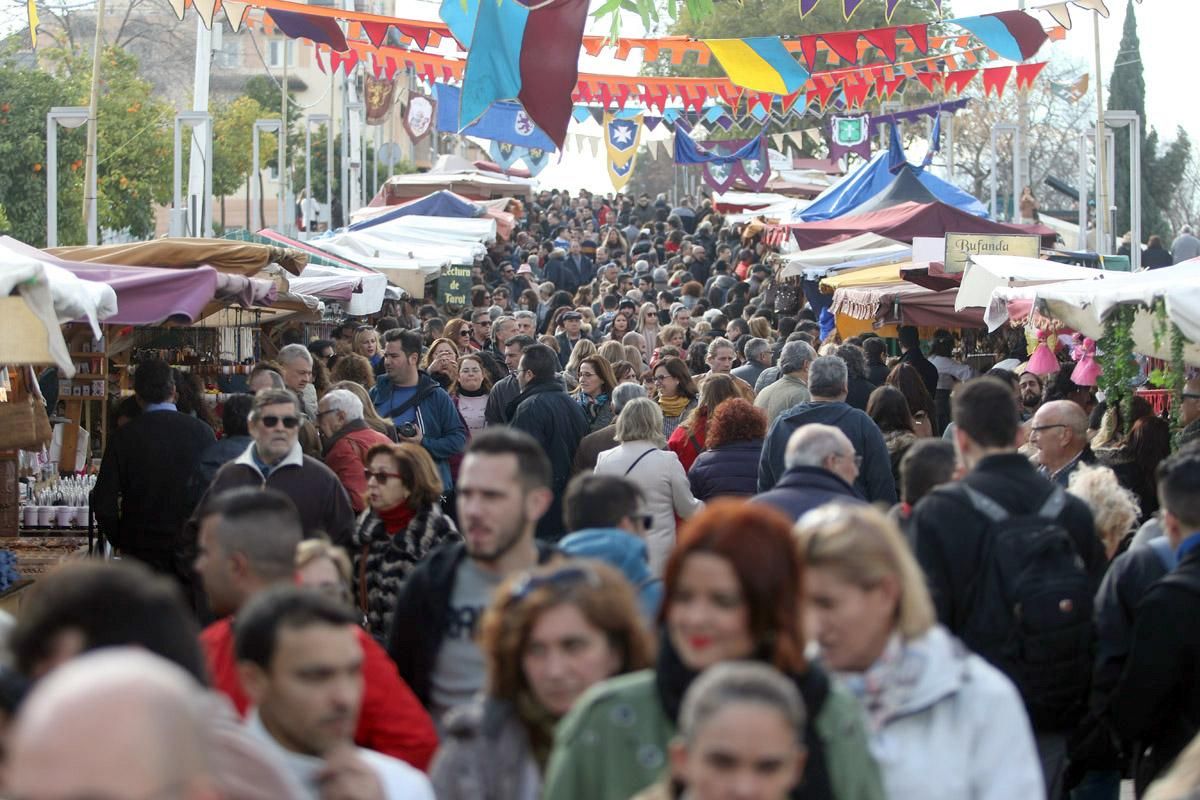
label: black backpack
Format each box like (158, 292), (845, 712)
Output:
(957, 484), (1095, 730)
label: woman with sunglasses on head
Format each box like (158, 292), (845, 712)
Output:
(795, 504), (1041, 800)
(431, 561), (653, 800)
(543, 501), (882, 800)
(353, 442), (459, 642)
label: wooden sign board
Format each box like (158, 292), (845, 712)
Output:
(944, 233), (1040, 275)
(437, 264), (472, 307)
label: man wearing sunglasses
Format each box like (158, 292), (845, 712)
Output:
(195, 388), (355, 547)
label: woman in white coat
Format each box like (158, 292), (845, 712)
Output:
(594, 397), (703, 576)
(795, 504), (1045, 800)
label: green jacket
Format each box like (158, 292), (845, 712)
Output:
(542, 669), (884, 800)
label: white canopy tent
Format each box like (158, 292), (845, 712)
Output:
(0, 239), (117, 375)
(781, 233), (911, 280)
(955, 255), (1113, 329)
(992, 260), (1200, 364)
(295, 264), (387, 317)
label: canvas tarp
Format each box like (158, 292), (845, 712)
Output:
(349, 190), (481, 231)
(954, 255), (1109, 330)
(48, 238), (306, 276)
(832, 280), (984, 332)
(787, 201), (1059, 250)
(782, 233), (910, 280)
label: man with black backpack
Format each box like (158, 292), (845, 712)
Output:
(911, 376), (1105, 799)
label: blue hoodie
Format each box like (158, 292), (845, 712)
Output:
(559, 528), (663, 621)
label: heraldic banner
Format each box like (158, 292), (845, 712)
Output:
(604, 111), (643, 191)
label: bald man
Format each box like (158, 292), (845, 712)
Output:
(8, 649), (220, 800)
(1030, 399), (1095, 486)
(753, 423), (866, 522)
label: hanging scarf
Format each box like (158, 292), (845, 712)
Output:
(577, 391), (610, 423)
(658, 394), (692, 418)
(833, 633), (926, 734)
(514, 690), (560, 772)
(378, 503), (416, 537)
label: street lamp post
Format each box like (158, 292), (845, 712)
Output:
(46, 107), (90, 248)
(989, 123), (1020, 221)
(304, 113), (332, 236)
(251, 119), (284, 232)
(172, 111), (213, 237)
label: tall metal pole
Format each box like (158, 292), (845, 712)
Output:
(83, 0), (107, 245)
(187, 17), (213, 237)
(1093, 10), (1111, 253)
(281, 49), (289, 234)
(1015, 0), (1029, 199)
(47, 117), (58, 248)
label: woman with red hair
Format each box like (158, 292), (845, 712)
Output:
(542, 501), (882, 800)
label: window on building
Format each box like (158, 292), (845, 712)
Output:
(267, 39), (295, 69)
(216, 37), (242, 68)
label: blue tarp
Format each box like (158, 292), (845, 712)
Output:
(798, 135), (988, 222)
(348, 190), (482, 233)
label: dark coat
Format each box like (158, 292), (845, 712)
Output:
(866, 361), (890, 387)
(485, 373), (522, 426)
(1110, 545), (1200, 791)
(759, 400), (896, 504)
(94, 409), (216, 553)
(753, 465), (865, 521)
(508, 380), (589, 541)
(845, 376), (875, 411)
(572, 423), (618, 475)
(353, 506), (460, 642)
(899, 348), (939, 396)
(544, 255), (580, 296)
(687, 440), (763, 501)
(190, 434), (252, 503)
(1142, 245), (1174, 269)
(386, 540), (558, 709)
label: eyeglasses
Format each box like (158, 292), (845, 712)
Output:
(363, 469), (405, 485)
(653, 375), (669, 382)
(315, 409), (339, 419)
(507, 565), (599, 605)
(475, 320), (493, 327)
(1030, 424), (1068, 435)
(460, 329), (473, 337)
(259, 415), (301, 429)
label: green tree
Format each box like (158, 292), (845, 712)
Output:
(0, 44), (172, 245)
(1107, 0), (1190, 242)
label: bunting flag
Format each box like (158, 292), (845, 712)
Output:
(458, 0), (588, 149)
(434, 83), (557, 151)
(944, 69), (979, 96)
(192, 0), (217, 29)
(698, 139), (770, 192)
(27, 0), (37, 47)
(166, 0), (185, 20)
(706, 38), (811, 94)
(224, 1), (250, 31)
(920, 112), (941, 168)
(489, 140), (523, 171)
(1050, 71), (1089, 101)
(604, 111), (643, 183)
(799, 0), (940, 19)
(828, 113), (871, 161)
(268, 9), (349, 51)
(982, 65), (1012, 98)
(1014, 61), (1049, 90)
(951, 11), (1048, 63)
(523, 147), (551, 176)
(674, 130), (764, 165)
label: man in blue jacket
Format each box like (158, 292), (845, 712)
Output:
(753, 424), (866, 522)
(758, 355), (896, 503)
(370, 329), (467, 491)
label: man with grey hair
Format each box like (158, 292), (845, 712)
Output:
(573, 382), (648, 474)
(8, 648), (223, 800)
(512, 309), (537, 338)
(758, 355), (896, 503)
(277, 343), (317, 418)
(1030, 399), (1095, 486)
(754, 424), (866, 521)
(755, 341), (816, 424)
(196, 388), (356, 544)
(1172, 223), (1200, 263)
(317, 388), (393, 513)
(491, 315), (518, 354)
(731, 337), (771, 387)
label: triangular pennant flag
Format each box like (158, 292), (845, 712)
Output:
(644, 116), (661, 131)
(1074, 0), (1109, 17)
(982, 65), (1012, 98)
(588, 107), (604, 125)
(944, 69), (978, 96)
(904, 24), (929, 54)
(915, 71), (943, 93)
(770, 132), (787, 150)
(644, 138), (658, 159)
(821, 31), (861, 65)
(863, 27), (899, 62)
(192, 0), (217, 29)
(714, 114), (734, 131)
(362, 21), (390, 48)
(571, 106), (590, 123)
(805, 129), (823, 148)
(842, 78), (873, 108)
(799, 0), (821, 17)
(799, 35), (819, 71)
(885, 0), (902, 21)
(590, 137), (600, 158)
(269, 9), (349, 52)
(1014, 61), (1048, 90)
(843, 0), (866, 19)
(166, 0), (185, 21)
(1044, 2), (1072, 29)
(223, 0), (249, 31)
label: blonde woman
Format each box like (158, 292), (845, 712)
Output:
(796, 504), (1042, 800)
(657, 324), (686, 353)
(1067, 464), (1141, 559)
(564, 338), (597, 380)
(353, 326), (385, 375)
(638, 302), (661, 356)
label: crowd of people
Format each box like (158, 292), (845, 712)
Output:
(7, 187), (1200, 800)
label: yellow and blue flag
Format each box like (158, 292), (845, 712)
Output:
(705, 37), (810, 95)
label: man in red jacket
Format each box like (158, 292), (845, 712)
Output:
(317, 389), (394, 514)
(194, 486), (438, 770)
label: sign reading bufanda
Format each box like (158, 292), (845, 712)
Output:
(944, 233), (1040, 275)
